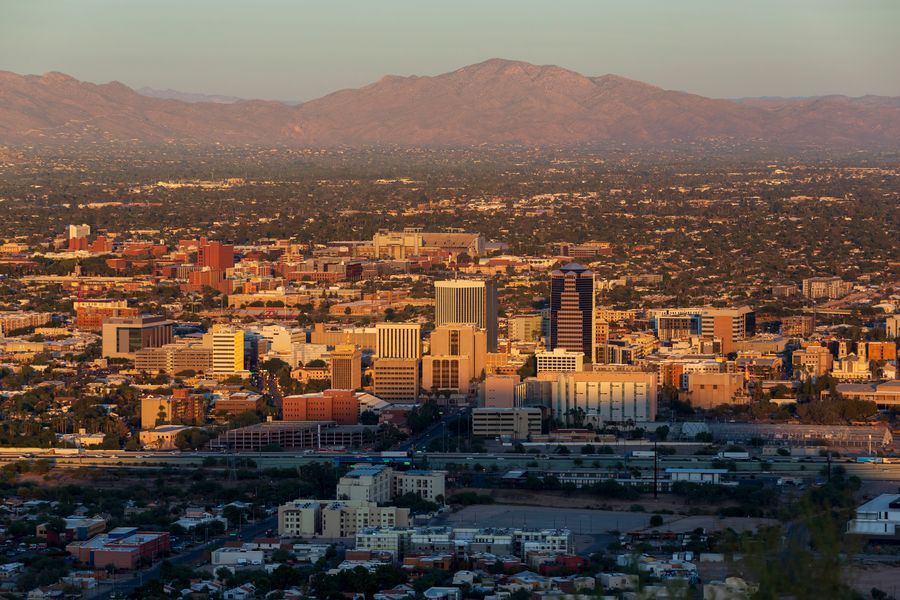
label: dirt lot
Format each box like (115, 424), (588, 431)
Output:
(459, 487), (742, 514)
(848, 560), (900, 596)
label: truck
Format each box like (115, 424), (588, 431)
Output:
(629, 450), (657, 458)
(717, 451), (750, 460)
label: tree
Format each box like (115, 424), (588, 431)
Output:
(359, 410), (379, 426)
(655, 425), (670, 441)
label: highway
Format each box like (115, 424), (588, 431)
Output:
(2, 448), (899, 481)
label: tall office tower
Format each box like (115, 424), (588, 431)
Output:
(700, 306), (755, 355)
(422, 323), (487, 394)
(434, 279), (498, 351)
(374, 322), (421, 403)
(549, 263), (596, 360)
(205, 324), (247, 375)
(376, 322), (422, 359)
(330, 345), (362, 390)
(198, 239), (235, 270)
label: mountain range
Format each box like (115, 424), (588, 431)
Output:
(1, 59), (898, 147)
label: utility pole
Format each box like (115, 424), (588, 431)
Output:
(653, 438), (658, 499)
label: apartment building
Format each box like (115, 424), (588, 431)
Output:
(277, 499), (410, 538)
(802, 276), (853, 300)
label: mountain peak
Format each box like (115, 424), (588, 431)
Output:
(0, 62), (897, 147)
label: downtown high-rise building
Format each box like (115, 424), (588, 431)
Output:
(549, 263), (595, 360)
(374, 322), (422, 403)
(434, 279), (498, 351)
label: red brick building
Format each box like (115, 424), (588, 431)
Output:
(282, 390), (359, 424)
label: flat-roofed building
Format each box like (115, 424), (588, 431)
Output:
(837, 381), (900, 409)
(393, 470), (446, 503)
(135, 342), (213, 374)
(472, 407), (542, 440)
(686, 372), (746, 409)
(376, 322), (421, 359)
(435, 279), (498, 351)
(802, 276), (853, 300)
(140, 390), (206, 428)
(536, 348), (584, 374)
(792, 344), (833, 378)
(887, 315), (900, 340)
(508, 314), (543, 343)
(422, 323), (486, 395)
(336, 464), (394, 503)
(101, 315), (174, 359)
(374, 358), (420, 404)
(66, 527), (169, 570)
(203, 324), (248, 376)
(547, 370), (657, 426)
(481, 374), (519, 408)
(781, 316), (816, 338)
(283, 389), (360, 424)
(330, 345), (362, 390)
(74, 299), (138, 331)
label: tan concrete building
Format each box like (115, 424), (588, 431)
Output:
(481, 374), (520, 408)
(373, 357), (420, 403)
(330, 345), (362, 390)
(138, 425), (192, 450)
(792, 344), (834, 378)
(422, 323), (487, 395)
(336, 464), (394, 503)
(393, 470), (446, 503)
(686, 372), (746, 409)
(435, 279), (498, 351)
(135, 342), (213, 374)
(277, 499), (410, 538)
(508, 314), (543, 343)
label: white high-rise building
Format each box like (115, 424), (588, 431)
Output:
(435, 279), (498, 351)
(68, 224), (91, 239)
(376, 322), (421, 359)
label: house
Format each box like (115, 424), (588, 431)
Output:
(224, 583), (256, 600)
(423, 588), (462, 600)
(847, 494), (900, 538)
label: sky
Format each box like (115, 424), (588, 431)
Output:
(1, 0), (898, 102)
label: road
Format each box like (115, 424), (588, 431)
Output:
(89, 515), (277, 599)
(2, 446), (899, 481)
(397, 408), (468, 452)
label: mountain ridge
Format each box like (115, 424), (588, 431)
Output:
(1, 59), (898, 147)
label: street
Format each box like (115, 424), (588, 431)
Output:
(89, 515), (277, 599)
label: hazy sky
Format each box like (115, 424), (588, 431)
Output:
(2, 0), (898, 101)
